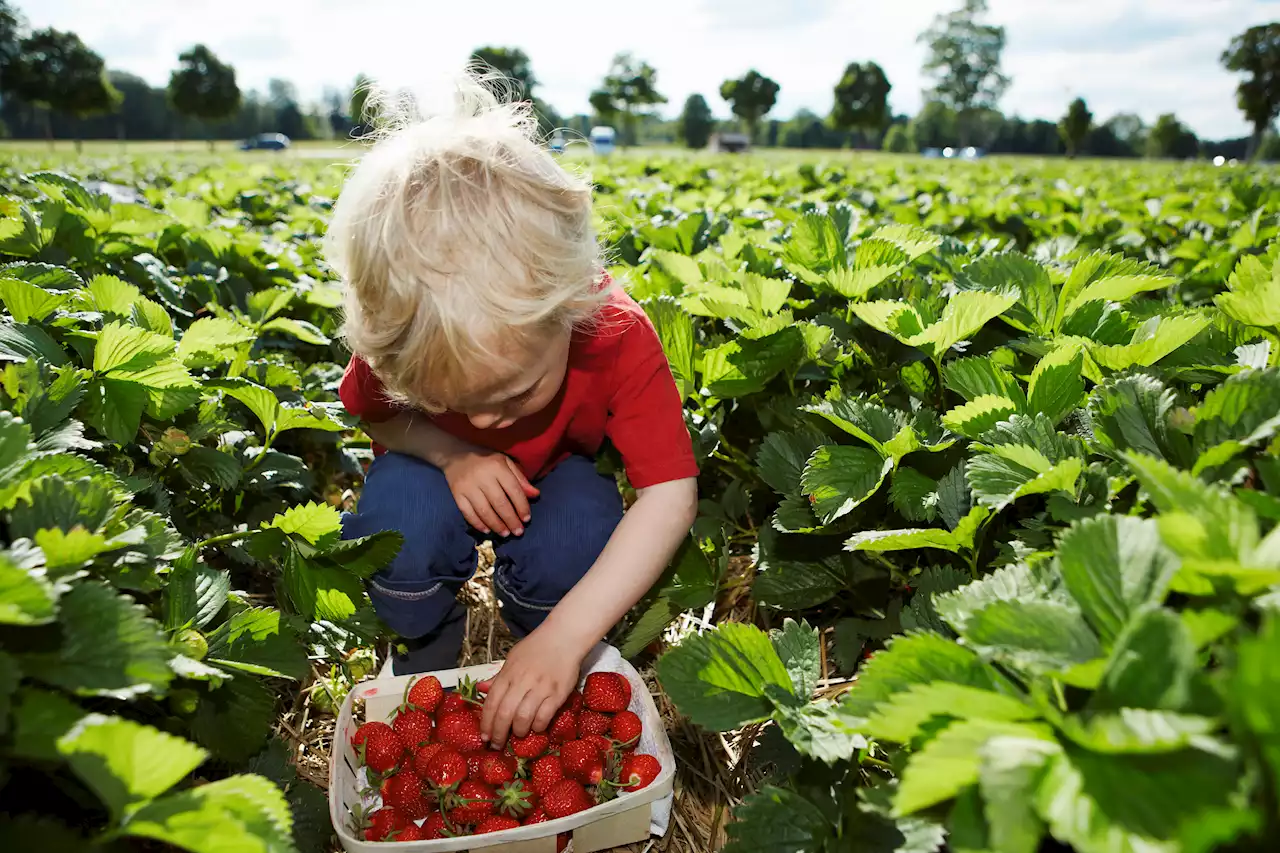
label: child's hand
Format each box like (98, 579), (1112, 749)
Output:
(478, 628), (580, 749)
(441, 447), (539, 537)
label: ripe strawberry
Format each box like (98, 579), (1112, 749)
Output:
(523, 806), (549, 825)
(392, 708), (434, 749)
(494, 779), (539, 818)
(364, 806), (408, 841)
(465, 750), (486, 780)
(619, 753), (661, 792)
(352, 720), (395, 748)
(380, 771), (431, 820)
(548, 707), (578, 744)
(422, 748), (467, 789)
(479, 752), (517, 786)
(564, 691), (584, 712)
(530, 754), (564, 796)
(437, 710), (484, 753)
(421, 811), (450, 839)
(356, 725), (406, 774)
(475, 815), (521, 834)
(583, 733), (614, 757)
(438, 693), (470, 715)
(578, 709), (612, 737)
(560, 739), (605, 785)
(412, 743), (446, 777)
(408, 675), (444, 713)
(583, 672), (631, 713)
(610, 710), (643, 749)
(542, 779), (594, 819)
(509, 732), (550, 759)
(447, 780), (496, 825)
(392, 824), (425, 842)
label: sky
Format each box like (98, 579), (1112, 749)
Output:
(22, 0), (1279, 138)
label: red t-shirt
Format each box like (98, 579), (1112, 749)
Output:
(338, 288), (698, 490)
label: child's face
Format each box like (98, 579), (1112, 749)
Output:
(456, 327), (572, 430)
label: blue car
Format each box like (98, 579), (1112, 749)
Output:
(239, 133), (291, 151)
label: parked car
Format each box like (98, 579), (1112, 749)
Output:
(589, 126), (616, 155)
(239, 133), (291, 151)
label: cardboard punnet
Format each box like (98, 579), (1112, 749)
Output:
(330, 645), (675, 852)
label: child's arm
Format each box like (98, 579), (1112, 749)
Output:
(479, 475), (697, 747)
(364, 413), (539, 538)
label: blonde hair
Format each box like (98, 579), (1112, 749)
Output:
(325, 67), (604, 412)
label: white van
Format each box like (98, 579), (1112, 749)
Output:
(590, 126), (616, 155)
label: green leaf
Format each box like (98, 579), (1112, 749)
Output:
(182, 446), (242, 491)
(191, 677), (278, 763)
(28, 171), (106, 209)
(969, 443), (1083, 512)
(895, 719), (1055, 815)
(273, 402), (350, 434)
(1231, 614), (1280, 799)
(1056, 516), (1180, 645)
(164, 558), (230, 632)
(0, 553), (57, 625)
(206, 607), (307, 681)
(901, 565), (970, 634)
(723, 786), (834, 853)
(823, 238), (909, 300)
(1192, 367), (1280, 475)
(620, 595), (684, 658)
(963, 600), (1103, 672)
(210, 378), (280, 434)
(873, 223), (943, 261)
(86, 274), (142, 315)
(978, 735), (1060, 853)
(702, 329), (805, 397)
(0, 319), (70, 365)
(84, 378), (147, 445)
(845, 511), (990, 554)
(1087, 374), (1186, 464)
(1216, 252), (1280, 328)
(942, 395), (1018, 439)
(800, 446), (892, 524)
(0, 275), (68, 322)
(0, 651), (20, 736)
(657, 622), (794, 731)
(25, 582), (173, 699)
(804, 397), (899, 450)
(177, 317), (255, 365)
(1059, 252), (1174, 319)
(1091, 313), (1211, 371)
(315, 530), (404, 579)
(861, 682), (1037, 743)
(92, 321), (174, 373)
(1094, 608), (1195, 712)
(840, 632), (1009, 718)
(261, 316), (329, 345)
(770, 699), (869, 764)
(890, 467), (940, 523)
(264, 502), (342, 547)
(648, 249), (703, 291)
(1124, 453), (1257, 562)
(753, 540), (851, 609)
(854, 291), (1018, 358)
(282, 554), (364, 622)
(125, 773), (296, 853)
(1027, 343), (1085, 425)
(756, 428), (827, 496)
(957, 251), (1055, 334)
(642, 296), (697, 400)
(936, 562), (1060, 632)
(58, 714), (208, 819)
(783, 212), (847, 277)
(771, 618), (821, 699)
(35, 526), (110, 570)
(946, 356), (1026, 405)
(1058, 709), (1220, 754)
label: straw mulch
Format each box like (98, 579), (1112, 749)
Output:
(279, 543), (782, 853)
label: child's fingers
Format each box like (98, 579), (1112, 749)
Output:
(507, 459), (541, 498)
(531, 695), (558, 735)
(455, 496), (488, 534)
(511, 690), (542, 740)
(471, 489), (511, 537)
(497, 469), (532, 524)
(479, 677), (505, 741)
(480, 482), (522, 536)
(487, 682), (526, 748)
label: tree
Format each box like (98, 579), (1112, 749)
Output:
(908, 101), (958, 150)
(918, 0), (1009, 145)
(678, 93), (714, 148)
(882, 124), (915, 153)
(10, 28), (120, 150)
(719, 70), (779, 142)
(589, 53), (666, 146)
(268, 78), (304, 139)
(167, 45), (240, 151)
(830, 62), (891, 135)
(1222, 24), (1280, 160)
(471, 46), (537, 98)
(349, 74), (377, 137)
(1146, 113), (1199, 159)
(1058, 97), (1092, 158)
(0, 1), (24, 99)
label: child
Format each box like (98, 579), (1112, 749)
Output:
(324, 74), (698, 749)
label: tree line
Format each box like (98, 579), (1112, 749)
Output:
(0, 0), (1276, 160)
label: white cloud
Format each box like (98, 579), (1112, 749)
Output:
(23, 0), (1274, 137)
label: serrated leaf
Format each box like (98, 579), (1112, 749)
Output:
(1027, 343), (1085, 425)
(164, 559), (230, 632)
(0, 553), (57, 625)
(756, 428), (827, 497)
(283, 554), (364, 622)
(642, 296), (697, 400)
(191, 677), (278, 763)
(890, 467), (940, 523)
(274, 402), (350, 434)
(936, 562), (1062, 633)
(784, 212), (847, 277)
(178, 317), (256, 365)
(963, 600), (1103, 671)
(0, 319), (71, 365)
(1060, 252), (1174, 318)
(209, 378), (280, 434)
(126, 773), (296, 853)
(261, 316), (328, 345)
(823, 238), (909, 299)
(943, 394), (1018, 439)
(723, 786), (833, 853)
(804, 397), (900, 450)
(873, 223), (943, 261)
(1094, 608), (1195, 712)
(945, 355), (1026, 405)
(771, 698), (868, 764)
(182, 446), (242, 490)
(1124, 453), (1257, 562)
(854, 291), (1017, 358)
(206, 607), (307, 681)
(1091, 313), (1211, 371)
(265, 502), (342, 547)
(702, 329), (805, 397)
(315, 530), (404, 579)
(92, 321), (174, 373)
(648, 249), (704, 291)
(1215, 253), (1280, 328)
(840, 632), (1010, 718)
(753, 547), (850, 609)
(86, 275), (141, 315)
(34, 526), (110, 570)
(25, 582), (172, 698)
(58, 714), (208, 820)
(1087, 374), (1186, 464)
(771, 618), (820, 699)
(658, 622), (794, 731)
(861, 682), (1037, 743)
(1056, 516), (1179, 645)
(895, 719), (1056, 816)
(0, 275), (68, 323)
(979, 735), (1060, 853)
(741, 272), (791, 316)
(1058, 709), (1220, 754)
(901, 565), (970, 634)
(937, 463), (972, 529)
(1231, 615), (1280, 798)
(1192, 367), (1280, 475)
(957, 251), (1055, 334)
(800, 446), (892, 524)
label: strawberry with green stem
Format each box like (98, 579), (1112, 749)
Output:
(494, 779), (540, 818)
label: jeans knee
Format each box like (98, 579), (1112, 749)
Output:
(368, 578), (458, 639)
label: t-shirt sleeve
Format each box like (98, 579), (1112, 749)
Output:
(605, 312), (699, 490)
(338, 356), (399, 423)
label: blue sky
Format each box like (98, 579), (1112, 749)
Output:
(23, 0), (1278, 137)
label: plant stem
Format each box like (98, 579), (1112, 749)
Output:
(197, 529), (254, 550)
(242, 430), (277, 474)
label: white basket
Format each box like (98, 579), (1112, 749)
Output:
(330, 643), (676, 852)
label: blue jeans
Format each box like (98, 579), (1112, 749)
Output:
(343, 452), (624, 641)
